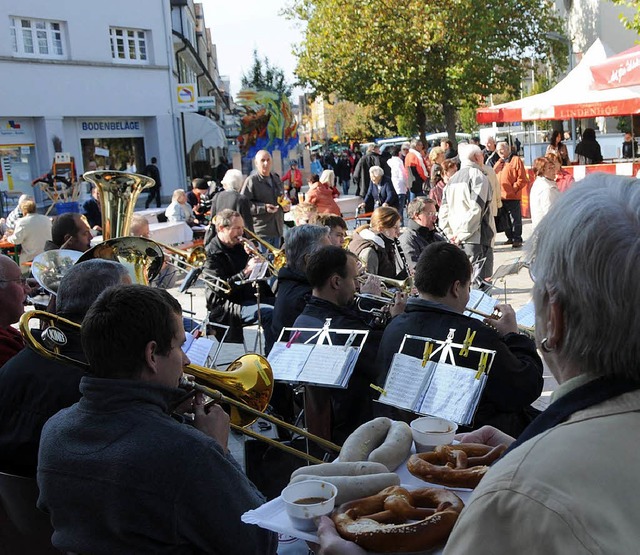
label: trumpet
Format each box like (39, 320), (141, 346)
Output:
(358, 273), (413, 298)
(243, 228), (287, 271)
(465, 306), (535, 336)
(19, 310), (340, 464)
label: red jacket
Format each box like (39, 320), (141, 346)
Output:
(494, 154), (528, 200)
(0, 326), (24, 367)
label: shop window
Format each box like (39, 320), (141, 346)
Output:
(109, 27), (149, 64)
(10, 17), (66, 59)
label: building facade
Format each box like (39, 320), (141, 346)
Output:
(0, 0), (230, 204)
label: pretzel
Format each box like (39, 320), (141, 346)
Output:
(407, 443), (507, 489)
(332, 486), (464, 553)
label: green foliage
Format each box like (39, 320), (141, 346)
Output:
(325, 100), (398, 141)
(609, 0), (640, 35)
(458, 101), (480, 135)
(284, 0), (565, 137)
(240, 49), (293, 98)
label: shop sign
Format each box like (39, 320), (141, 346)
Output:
(197, 96), (216, 110)
(177, 83), (197, 112)
(1, 120), (27, 137)
(80, 120), (142, 132)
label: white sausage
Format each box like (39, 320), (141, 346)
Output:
(368, 420), (413, 471)
(339, 417), (392, 462)
(290, 461), (388, 480)
(290, 472), (400, 504)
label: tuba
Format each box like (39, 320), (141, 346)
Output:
(77, 236), (164, 285)
(31, 250), (83, 295)
(83, 170), (155, 240)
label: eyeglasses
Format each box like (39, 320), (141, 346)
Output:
(0, 277), (27, 285)
(424, 212), (437, 217)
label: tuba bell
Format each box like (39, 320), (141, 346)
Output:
(77, 236), (164, 285)
(31, 249), (83, 295)
(83, 170), (155, 240)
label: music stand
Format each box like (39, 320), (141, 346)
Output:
(179, 267), (203, 294)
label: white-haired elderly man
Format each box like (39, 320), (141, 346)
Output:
(358, 166), (399, 213)
(439, 143), (495, 280)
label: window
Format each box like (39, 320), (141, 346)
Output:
(109, 27), (148, 63)
(10, 17), (65, 58)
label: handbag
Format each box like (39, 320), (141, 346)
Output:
(495, 206), (509, 233)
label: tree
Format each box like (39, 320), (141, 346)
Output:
(240, 49), (293, 98)
(325, 99), (398, 141)
(285, 0), (565, 143)
(609, 0), (640, 35)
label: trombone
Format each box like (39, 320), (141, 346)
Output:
(243, 228), (287, 272)
(159, 242), (207, 270)
(19, 310), (340, 464)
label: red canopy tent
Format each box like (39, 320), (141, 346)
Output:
(476, 39), (640, 124)
(590, 45), (640, 90)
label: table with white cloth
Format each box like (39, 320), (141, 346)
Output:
(242, 451), (472, 554)
(91, 221), (193, 247)
(335, 195), (363, 218)
(133, 207), (166, 224)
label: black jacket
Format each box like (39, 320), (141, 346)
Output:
(397, 220), (446, 272)
(82, 198), (101, 229)
(362, 177), (399, 212)
(352, 153), (380, 197)
(142, 163), (161, 188)
(203, 236), (272, 332)
(377, 298), (543, 437)
(293, 297), (383, 443)
(271, 266), (311, 343)
(0, 329), (86, 476)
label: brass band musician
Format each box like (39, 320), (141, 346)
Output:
(293, 246), (405, 444)
(376, 242), (543, 437)
(203, 209), (275, 345)
(37, 285), (277, 554)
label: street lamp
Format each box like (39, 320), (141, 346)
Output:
(547, 31), (577, 153)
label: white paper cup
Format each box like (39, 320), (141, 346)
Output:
(410, 416), (458, 452)
(281, 479), (338, 531)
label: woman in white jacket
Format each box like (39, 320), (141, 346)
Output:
(529, 156), (560, 229)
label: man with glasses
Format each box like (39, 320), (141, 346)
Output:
(398, 197), (446, 272)
(0, 255), (29, 366)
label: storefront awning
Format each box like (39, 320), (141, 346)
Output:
(183, 112), (227, 150)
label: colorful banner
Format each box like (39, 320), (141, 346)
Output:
(236, 89), (298, 157)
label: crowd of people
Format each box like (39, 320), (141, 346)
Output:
(2, 139), (640, 554)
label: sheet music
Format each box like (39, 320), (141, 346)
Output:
(248, 260), (269, 281)
(516, 301), (535, 329)
(267, 342), (314, 382)
(465, 289), (498, 320)
(296, 344), (357, 387)
(378, 353), (433, 410)
(184, 336), (218, 367)
(417, 362), (486, 425)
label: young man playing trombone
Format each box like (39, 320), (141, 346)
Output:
(37, 285), (277, 555)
